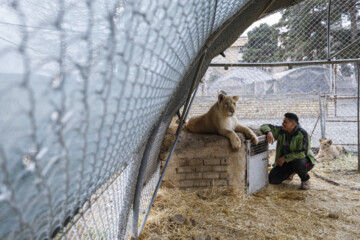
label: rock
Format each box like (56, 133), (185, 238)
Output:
(328, 213), (339, 219)
(193, 235), (206, 240)
(190, 218), (197, 226)
(197, 193), (207, 200)
(206, 236), (219, 240)
(171, 214), (185, 225)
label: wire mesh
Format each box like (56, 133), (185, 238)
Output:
(0, 0), (258, 239)
(0, 0), (359, 239)
(197, 63), (358, 150)
(232, 0), (360, 63)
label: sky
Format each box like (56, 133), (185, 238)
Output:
(241, 12), (282, 37)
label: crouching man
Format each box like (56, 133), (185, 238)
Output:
(260, 113), (316, 190)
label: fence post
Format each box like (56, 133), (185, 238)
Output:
(131, 114), (164, 239)
(357, 62), (360, 172)
(326, 0), (331, 60)
(137, 48), (207, 237)
(319, 93), (325, 139)
(324, 94), (327, 138)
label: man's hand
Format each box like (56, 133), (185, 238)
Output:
(277, 156), (286, 167)
(266, 132), (274, 144)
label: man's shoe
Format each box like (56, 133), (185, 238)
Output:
(286, 172), (296, 181)
(300, 180), (310, 190)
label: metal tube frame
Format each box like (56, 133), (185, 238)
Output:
(330, 38), (360, 60)
(319, 93), (325, 139)
(324, 94), (327, 137)
(137, 47), (208, 237)
(138, 82), (200, 237)
(358, 62), (360, 172)
(327, 0), (332, 60)
(131, 114), (165, 239)
(176, 50), (207, 135)
(209, 59), (360, 68)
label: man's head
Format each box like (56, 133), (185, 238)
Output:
(282, 112), (298, 133)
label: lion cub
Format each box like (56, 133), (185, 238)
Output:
(186, 94), (258, 150)
(315, 138), (343, 162)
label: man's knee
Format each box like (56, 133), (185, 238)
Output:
(268, 172), (282, 184)
(289, 158), (307, 171)
(269, 178), (282, 185)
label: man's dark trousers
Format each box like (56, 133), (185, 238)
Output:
(268, 158), (314, 184)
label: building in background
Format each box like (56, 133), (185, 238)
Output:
(200, 36), (248, 96)
(211, 36), (248, 63)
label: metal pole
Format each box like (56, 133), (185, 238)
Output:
(138, 83), (200, 236)
(131, 114), (164, 239)
(319, 93), (325, 139)
(257, 0), (276, 20)
(138, 50), (207, 238)
(324, 94), (327, 138)
(357, 62), (360, 172)
(209, 59), (360, 68)
(176, 50), (207, 135)
(329, 64), (334, 96)
(330, 38), (360, 60)
(327, 0), (332, 59)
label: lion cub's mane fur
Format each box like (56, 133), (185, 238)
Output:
(185, 94), (258, 150)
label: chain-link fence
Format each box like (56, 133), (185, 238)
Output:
(0, 0), (359, 239)
(236, 0), (359, 62)
(194, 62), (359, 150)
(203, 0), (359, 151)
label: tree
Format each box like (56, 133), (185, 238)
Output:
(275, 0), (359, 61)
(330, 0), (359, 58)
(333, 0), (358, 42)
(275, 0), (329, 61)
(243, 23), (280, 62)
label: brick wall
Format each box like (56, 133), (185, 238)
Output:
(174, 158), (230, 188)
(160, 121), (249, 189)
(188, 96), (335, 119)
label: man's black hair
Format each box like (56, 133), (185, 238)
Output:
(284, 112), (299, 123)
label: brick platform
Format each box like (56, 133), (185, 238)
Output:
(160, 122), (256, 189)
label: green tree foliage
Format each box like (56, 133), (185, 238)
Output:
(275, 0), (329, 61)
(243, 23), (280, 62)
(275, 0), (359, 61)
(330, 0), (359, 58)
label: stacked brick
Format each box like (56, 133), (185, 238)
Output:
(160, 122), (248, 189)
(175, 158), (229, 188)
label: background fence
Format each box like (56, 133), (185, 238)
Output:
(0, 0), (359, 239)
(192, 62), (359, 151)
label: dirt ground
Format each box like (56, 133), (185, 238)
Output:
(139, 154), (360, 240)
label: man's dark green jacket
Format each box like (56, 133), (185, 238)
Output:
(260, 124), (316, 166)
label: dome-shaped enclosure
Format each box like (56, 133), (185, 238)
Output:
(2, 0), (350, 239)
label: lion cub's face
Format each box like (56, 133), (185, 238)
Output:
(218, 94), (239, 117)
(319, 138), (333, 150)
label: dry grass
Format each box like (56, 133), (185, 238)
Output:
(314, 153), (360, 188)
(139, 153), (360, 240)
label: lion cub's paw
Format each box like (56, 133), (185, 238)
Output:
(231, 137), (241, 151)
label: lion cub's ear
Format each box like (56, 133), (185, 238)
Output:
(232, 96), (239, 102)
(327, 140), (333, 145)
(218, 94), (225, 102)
(319, 138), (323, 142)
